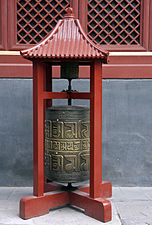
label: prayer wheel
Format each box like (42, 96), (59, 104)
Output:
(45, 105), (90, 183)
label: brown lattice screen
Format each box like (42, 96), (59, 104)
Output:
(87, 0), (141, 45)
(17, 0), (70, 44)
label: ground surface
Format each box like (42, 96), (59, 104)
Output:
(0, 187), (152, 225)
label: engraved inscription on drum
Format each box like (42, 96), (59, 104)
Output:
(45, 120), (89, 139)
(45, 120), (90, 173)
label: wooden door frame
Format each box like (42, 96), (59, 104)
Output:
(0, 0), (7, 50)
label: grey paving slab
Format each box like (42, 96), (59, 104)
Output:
(8, 187), (33, 201)
(121, 219), (152, 225)
(0, 187), (33, 211)
(115, 201), (152, 224)
(110, 187), (124, 202)
(0, 187), (15, 200)
(0, 209), (34, 225)
(111, 202), (118, 215)
(140, 187), (152, 200)
(119, 187), (150, 201)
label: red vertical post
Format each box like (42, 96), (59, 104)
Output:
(78, 0), (88, 31)
(33, 61), (45, 197)
(90, 60), (102, 199)
(70, 0), (78, 18)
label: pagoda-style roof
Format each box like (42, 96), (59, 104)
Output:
(21, 8), (108, 63)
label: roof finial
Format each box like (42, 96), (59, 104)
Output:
(64, 7), (74, 19)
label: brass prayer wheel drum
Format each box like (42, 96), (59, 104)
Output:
(45, 106), (90, 183)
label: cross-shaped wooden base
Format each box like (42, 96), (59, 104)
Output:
(20, 181), (112, 222)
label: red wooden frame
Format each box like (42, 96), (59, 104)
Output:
(0, 0), (7, 50)
(8, 0), (18, 50)
(142, 0), (151, 51)
(79, 0), (150, 51)
(20, 60), (112, 222)
(71, 0), (78, 19)
(150, 0), (152, 51)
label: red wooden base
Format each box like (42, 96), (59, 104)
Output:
(20, 181), (112, 222)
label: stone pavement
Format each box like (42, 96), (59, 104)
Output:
(0, 187), (152, 225)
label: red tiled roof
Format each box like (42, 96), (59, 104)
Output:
(21, 8), (108, 62)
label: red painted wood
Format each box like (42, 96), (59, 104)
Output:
(100, 46), (146, 52)
(1, 54), (152, 78)
(20, 191), (70, 219)
(150, 0), (152, 51)
(0, 0), (7, 50)
(79, 181), (112, 198)
(90, 60), (102, 199)
(43, 91), (91, 99)
(0, 63), (32, 78)
(103, 64), (152, 79)
(2, 54), (152, 65)
(0, 55), (31, 63)
(100, 181), (112, 198)
(142, 0), (150, 50)
(78, 0), (88, 31)
(1, 63), (152, 78)
(109, 55), (152, 64)
(43, 92), (68, 99)
(78, 185), (90, 194)
(69, 92), (91, 99)
(70, 190), (111, 222)
(33, 62), (46, 197)
(8, 0), (16, 50)
(44, 182), (61, 193)
(71, 0), (78, 18)
(20, 186), (111, 222)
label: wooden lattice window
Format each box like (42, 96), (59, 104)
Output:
(87, 0), (141, 46)
(8, 0), (71, 50)
(17, 0), (70, 45)
(8, 0), (150, 51)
